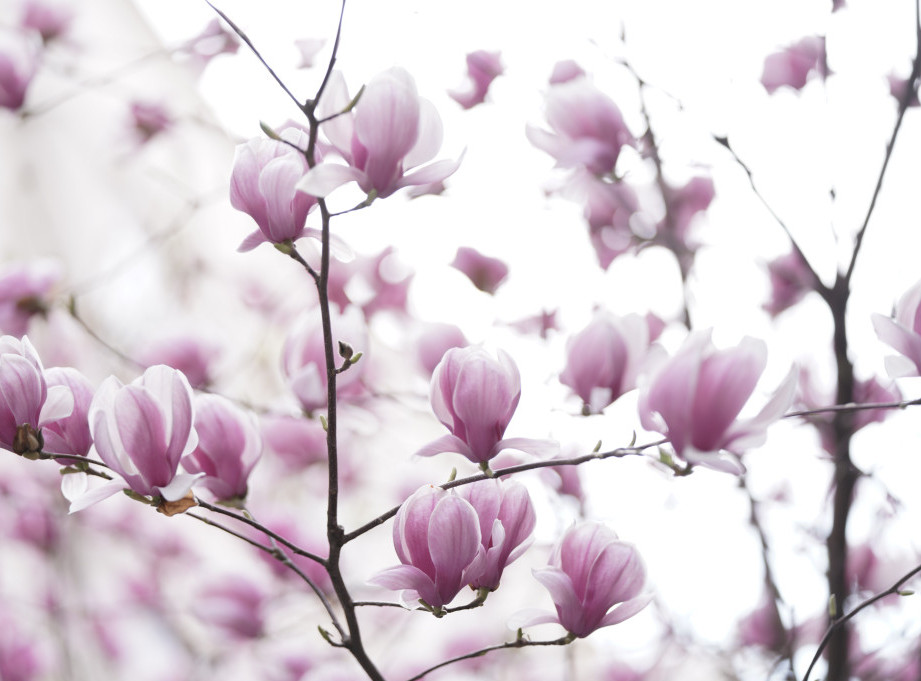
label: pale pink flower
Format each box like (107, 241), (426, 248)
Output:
(560, 312), (660, 414)
(88, 365), (199, 501)
(638, 331), (796, 474)
(563, 171), (641, 269)
(192, 575), (266, 640)
(0, 30), (41, 112)
(549, 60), (585, 85)
(21, 0), (73, 43)
(0, 335), (72, 455)
(0, 261), (59, 337)
(330, 246), (413, 317)
(370, 485), (485, 610)
(872, 278), (921, 377)
(416, 346), (557, 465)
(526, 76), (635, 175)
(455, 479), (536, 590)
(448, 50), (503, 109)
(763, 250), (817, 317)
(178, 18), (238, 67)
(298, 68), (462, 199)
(41, 366), (93, 458)
(230, 128), (320, 252)
(738, 591), (786, 652)
(761, 36), (828, 94)
(416, 323), (467, 375)
(519, 522), (651, 638)
(282, 306), (367, 412)
(450, 246), (509, 294)
(260, 413), (328, 471)
(656, 175), (714, 250)
(183, 394), (262, 503)
(129, 101), (173, 143)
(138, 336), (219, 390)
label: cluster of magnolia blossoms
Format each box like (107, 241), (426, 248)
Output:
(0, 335), (262, 513)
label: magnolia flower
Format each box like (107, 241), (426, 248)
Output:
(656, 175), (715, 251)
(182, 394), (262, 503)
(129, 101), (173, 143)
(560, 312), (660, 414)
(761, 36), (828, 94)
(0, 29), (40, 112)
(88, 365), (199, 502)
(41, 367), (93, 458)
(763, 250), (816, 317)
(0, 335), (72, 455)
(282, 306), (367, 412)
(450, 246), (509, 294)
(21, 0), (73, 43)
(192, 575), (266, 640)
(526, 76), (635, 175)
(138, 336), (219, 389)
(416, 323), (467, 375)
(448, 50), (503, 109)
(416, 346), (556, 464)
(872, 278), (921, 377)
(519, 522), (650, 638)
(370, 485), (485, 610)
(0, 261), (59, 337)
(297, 67), (462, 199)
(230, 128), (320, 252)
(455, 479), (536, 590)
(638, 331), (796, 474)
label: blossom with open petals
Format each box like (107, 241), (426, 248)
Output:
(519, 522), (650, 638)
(761, 36), (827, 94)
(230, 128), (319, 252)
(370, 485), (484, 610)
(0, 335), (72, 455)
(89, 365), (199, 501)
(297, 67), (461, 199)
(873, 278), (921, 378)
(526, 76), (635, 176)
(416, 346), (556, 464)
(448, 50), (503, 109)
(638, 331), (795, 474)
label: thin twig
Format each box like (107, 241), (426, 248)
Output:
(803, 561), (921, 681)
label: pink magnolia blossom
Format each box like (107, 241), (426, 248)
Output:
(638, 331), (796, 474)
(450, 246), (509, 294)
(0, 30), (40, 112)
(738, 591), (786, 652)
(183, 394), (262, 503)
(230, 128), (320, 252)
(192, 575), (266, 640)
(129, 101), (173, 143)
(297, 67), (462, 199)
(0, 335), (72, 455)
(415, 322), (468, 375)
(138, 336), (219, 390)
(41, 367), (93, 458)
(177, 18), (238, 67)
(455, 479), (536, 590)
(21, 1), (73, 43)
(560, 312), (661, 414)
(88, 365), (200, 501)
(873, 277), (921, 377)
(260, 413), (328, 471)
(448, 50), (503, 109)
(549, 59), (585, 85)
(656, 175), (715, 251)
(526, 76), (635, 176)
(328, 246), (413, 317)
(416, 346), (557, 465)
(0, 261), (59, 337)
(763, 250), (817, 317)
(520, 522), (650, 638)
(761, 36), (828, 94)
(370, 484), (485, 610)
(562, 171), (642, 268)
(282, 306), (367, 413)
